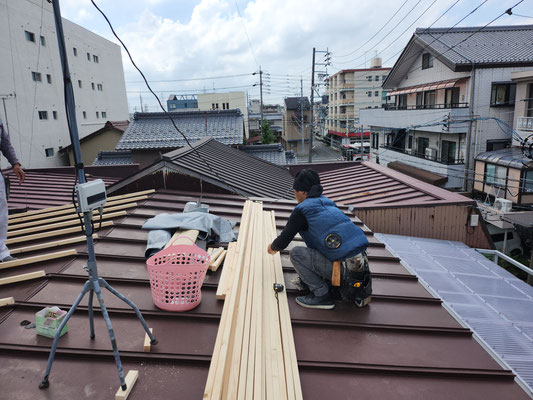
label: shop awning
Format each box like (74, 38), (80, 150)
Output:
(388, 78), (466, 96)
(329, 130), (370, 138)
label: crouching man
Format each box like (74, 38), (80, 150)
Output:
(267, 169), (371, 309)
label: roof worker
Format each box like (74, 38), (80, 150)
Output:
(0, 118), (26, 262)
(268, 168), (372, 309)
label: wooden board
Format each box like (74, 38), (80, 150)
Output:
(0, 249), (77, 270)
(0, 270), (46, 286)
(164, 230), (199, 248)
(143, 328), (153, 352)
(5, 221), (113, 245)
(10, 234), (98, 255)
(115, 370), (139, 400)
(216, 242), (237, 300)
(209, 250), (226, 272)
(0, 297), (15, 307)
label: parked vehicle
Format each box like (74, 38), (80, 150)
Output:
(486, 225), (523, 256)
(342, 142), (370, 161)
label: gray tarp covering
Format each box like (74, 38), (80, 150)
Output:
(142, 212), (237, 258)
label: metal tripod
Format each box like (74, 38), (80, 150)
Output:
(40, 0), (157, 391)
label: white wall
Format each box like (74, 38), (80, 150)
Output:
(197, 91), (249, 138)
(0, 0), (129, 168)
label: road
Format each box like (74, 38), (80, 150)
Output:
(297, 139), (342, 163)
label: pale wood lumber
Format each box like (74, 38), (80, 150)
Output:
(209, 250), (226, 272)
(8, 211), (125, 238)
(6, 221), (113, 245)
(215, 242), (237, 300)
(8, 203), (136, 231)
(9, 195), (147, 225)
(9, 189), (154, 221)
(164, 230), (199, 249)
(143, 328), (153, 352)
(0, 297), (15, 307)
(0, 270), (46, 286)
(208, 247), (224, 268)
(207, 247), (214, 255)
(204, 200), (252, 399)
(0, 249), (77, 270)
(115, 370), (139, 400)
(270, 211), (303, 400)
(10, 234), (98, 255)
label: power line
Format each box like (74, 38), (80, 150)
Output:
(126, 73), (254, 84)
(234, 0), (258, 67)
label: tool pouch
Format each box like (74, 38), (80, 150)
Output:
(339, 252), (372, 305)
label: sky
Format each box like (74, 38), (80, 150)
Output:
(57, 0), (533, 112)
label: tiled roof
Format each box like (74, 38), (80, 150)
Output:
(93, 150), (133, 166)
(108, 138), (295, 199)
(0, 188), (529, 399)
(115, 110), (243, 150)
(239, 143), (297, 165)
(415, 25), (533, 67)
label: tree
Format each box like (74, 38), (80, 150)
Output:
(261, 119), (276, 144)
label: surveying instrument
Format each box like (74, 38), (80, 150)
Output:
(39, 0), (157, 391)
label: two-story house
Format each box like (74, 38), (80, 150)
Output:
(360, 25), (533, 190)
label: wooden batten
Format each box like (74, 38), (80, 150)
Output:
(215, 242), (237, 300)
(0, 249), (77, 270)
(0, 297), (15, 307)
(0, 270), (46, 286)
(6, 221), (113, 245)
(10, 234), (98, 255)
(115, 370), (139, 400)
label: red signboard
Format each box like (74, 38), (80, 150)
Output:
(329, 130), (370, 138)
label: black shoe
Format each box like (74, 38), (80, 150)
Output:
(295, 293), (335, 310)
(0, 255), (17, 262)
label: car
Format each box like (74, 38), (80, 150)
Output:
(486, 224), (523, 257)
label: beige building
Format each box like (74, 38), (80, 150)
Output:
(326, 58), (390, 144)
(197, 92), (249, 138)
(282, 97), (310, 155)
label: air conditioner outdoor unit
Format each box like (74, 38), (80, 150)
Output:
(493, 198), (512, 212)
(425, 148), (437, 159)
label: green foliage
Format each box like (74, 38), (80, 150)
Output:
(261, 119), (276, 144)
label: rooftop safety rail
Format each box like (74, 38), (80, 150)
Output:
(476, 248), (533, 285)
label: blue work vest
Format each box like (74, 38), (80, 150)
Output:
(295, 196), (369, 261)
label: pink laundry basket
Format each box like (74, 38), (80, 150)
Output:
(146, 242), (210, 311)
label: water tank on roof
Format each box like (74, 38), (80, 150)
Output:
(370, 57), (382, 68)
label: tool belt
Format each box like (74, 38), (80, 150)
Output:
(331, 252), (372, 305)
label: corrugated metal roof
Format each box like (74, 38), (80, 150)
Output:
(319, 161), (473, 208)
(0, 188), (529, 399)
(5, 169), (121, 212)
(108, 138), (295, 200)
(416, 25), (533, 67)
(116, 110), (243, 150)
(239, 143), (297, 165)
(476, 147), (533, 169)
(376, 233), (533, 394)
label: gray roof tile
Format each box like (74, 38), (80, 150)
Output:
(239, 144), (297, 165)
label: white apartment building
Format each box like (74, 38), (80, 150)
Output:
(326, 58), (390, 147)
(197, 92), (249, 138)
(360, 25), (533, 190)
(0, 0), (130, 168)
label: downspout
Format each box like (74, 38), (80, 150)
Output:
(464, 63), (476, 191)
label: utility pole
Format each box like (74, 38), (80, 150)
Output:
(259, 66), (264, 129)
(139, 94), (144, 112)
(300, 77), (305, 151)
(360, 125), (364, 160)
(309, 48), (316, 163)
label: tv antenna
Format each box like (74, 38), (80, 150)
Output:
(39, 0), (157, 391)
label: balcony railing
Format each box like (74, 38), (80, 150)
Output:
(384, 102), (469, 111)
(380, 144), (464, 165)
(517, 117), (533, 132)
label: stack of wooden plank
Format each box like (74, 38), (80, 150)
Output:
(204, 200), (302, 399)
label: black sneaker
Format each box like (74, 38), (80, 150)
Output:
(295, 293), (335, 310)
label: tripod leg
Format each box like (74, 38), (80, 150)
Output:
(88, 289), (95, 340)
(39, 281), (91, 389)
(94, 282), (127, 391)
(99, 278), (158, 345)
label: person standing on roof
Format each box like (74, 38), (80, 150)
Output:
(268, 169), (371, 309)
(0, 118), (25, 262)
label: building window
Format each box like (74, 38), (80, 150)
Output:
(374, 91), (379, 97)
(441, 140), (457, 163)
(486, 139), (511, 152)
(97, 83), (103, 91)
(371, 133), (379, 149)
(490, 83), (516, 106)
(87, 52), (91, 61)
(40, 35), (46, 46)
(397, 94), (407, 109)
(38, 111), (48, 120)
(53, 111), (58, 120)
(382, 75), (388, 81)
(375, 76), (379, 81)
(46, 74), (52, 84)
(45, 148), (54, 157)
(31, 71), (42, 82)
(445, 87), (460, 108)
(93, 55), (99, 63)
(366, 76), (372, 81)
(485, 163), (507, 187)
(523, 170), (533, 192)
(73, 47), (78, 56)
(91, 82), (95, 90)
(96, 111), (99, 118)
(367, 91), (372, 97)
(226, 102), (229, 109)
(424, 91), (436, 108)
(407, 135), (413, 149)
(25, 30), (35, 42)
(101, 111), (107, 118)
(82, 111), (87, 119)
(417, 137), (429, 156)
(422, 53), (434, 69)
